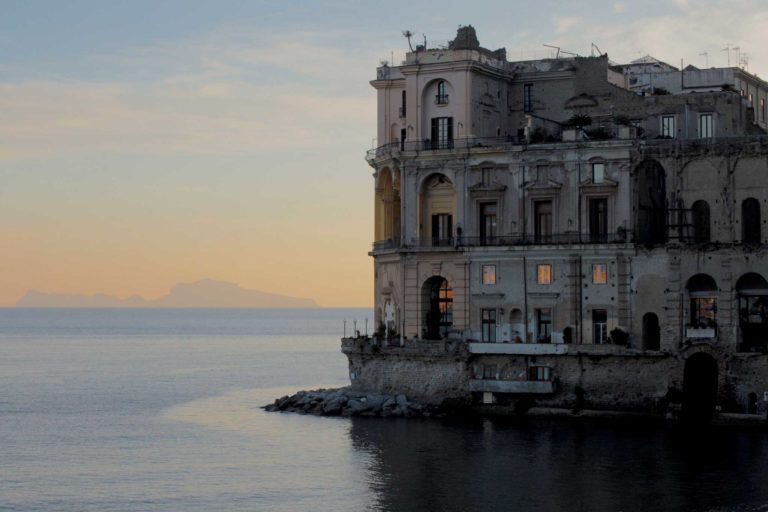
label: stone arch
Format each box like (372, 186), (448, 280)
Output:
(418, 173), (456, 245)
(374, 167), (401, 243)
(634, 159), (667, 245)
(642, 312), (660, 351)
(691, 200), (710, 243)
(736, 272), (768, 351)
(742, 197), (761, 244)
(421, 276), (453, 340)
(509, 308), (524, 342)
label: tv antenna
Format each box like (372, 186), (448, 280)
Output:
(543, 44), (579, 58)
(591, 43), (604, 57)
(402, 30), (414, 52)
(699, 51), (708, 68)
(721, 43), (732, 66)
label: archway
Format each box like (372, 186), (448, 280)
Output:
(736, 272), (768, 351)
(642, 312), (660, 350)
(418, 174), (456, 246)
(682, 352), (718, 422)
(422, 276), (453, 340)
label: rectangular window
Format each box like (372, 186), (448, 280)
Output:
(592, 162), (605, 184)
(400, 90), (407, 117)
(699, 113), (714, 138)
(431, 214), (452, 246)
(482, 309), (497, 342)
(536, 308), (552, 343)
(400, 128), (406, 151)
(592, 264), (607, 284)
(481, 264), (497, 285)
(537, 264), (552, 285)
(480, 202), (498, 244)
(430, 117), (453, 149)
(593, 309), (608, 344)
(529, 366), (551, 381)
(589, 198), (608, 243)
(661, 115), (676, 138)
(534, 200), (553, 243)
(524, 84), (533, 112)
(762, 98), (766, 122)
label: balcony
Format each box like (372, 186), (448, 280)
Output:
(372, 239), (399, 251)
(398, 106), (406, 118)
(462, 232), (631, 247)
(470, 379), (555, 394)
(435, 94), (449, 105)
(469, 342), (567, 355)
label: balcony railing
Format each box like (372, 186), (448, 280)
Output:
(398, 106), (406, 118)
(460, 233), (631, 246)
(435, 94), (449, 105)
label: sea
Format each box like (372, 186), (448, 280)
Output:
(2, 308), (768, 512)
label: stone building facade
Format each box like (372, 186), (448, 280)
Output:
(344, 26), (768, 419)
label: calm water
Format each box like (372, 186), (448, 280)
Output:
(2, 308), (768, 512)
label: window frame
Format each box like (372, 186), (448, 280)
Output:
(535, 308), (552, 343)
(698, 113), (714, 139)
(481, 264), (497, 285)
(523, 84), (533, 112)
(481, 308), (497, 342)
(593, 309), (608, 344)
(592, 263), (608, 284)
(661, 115), (676, 138)
(536, 264), (552, 285)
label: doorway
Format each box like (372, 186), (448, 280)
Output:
(682, 353), (718, 422)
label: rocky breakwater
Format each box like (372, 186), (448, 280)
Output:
(263, 388), (454, 418)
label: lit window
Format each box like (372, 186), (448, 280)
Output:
(537, 264), (552, 284)
(592, 162), (605, 184)
(699, 113), (714, 138)
(592, 264), (607, 284)
(481, 264), (497, 285)
(661, 115), (676, 138)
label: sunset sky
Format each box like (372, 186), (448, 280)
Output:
(3, 0), (768, 307)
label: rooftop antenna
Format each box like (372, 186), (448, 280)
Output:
(733, 46), (741, 68)
(740, 53), (749, 70)
(591, 43), (604, 57)
(402, 30), (414, 52)
(543, 44), (561, 58)
(699, 51), (708, 68)
(721, 43), (732, 66)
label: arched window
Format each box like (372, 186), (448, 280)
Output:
(436, 81), (448, 104)
(691, 200), (710, 243)
(736, 272), (768, 351)
(686, 274), (718, 336)
(422, 276), (453, 339)
(742, 197), (761, 244)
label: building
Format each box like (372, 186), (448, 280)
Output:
(343, 26), (768, 420)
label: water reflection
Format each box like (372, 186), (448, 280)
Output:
(349, 417), (768, 512)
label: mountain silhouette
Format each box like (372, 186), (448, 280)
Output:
(16, 279), (318, 308)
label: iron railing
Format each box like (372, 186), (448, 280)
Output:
(372, 232), (634, 251)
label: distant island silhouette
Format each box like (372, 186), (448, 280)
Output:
(16, 279), (318, 308)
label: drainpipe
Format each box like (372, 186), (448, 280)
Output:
(523, 255), (529, 343)
(578, 254), (583, 344)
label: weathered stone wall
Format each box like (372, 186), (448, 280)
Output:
(343, 338), (469, 402)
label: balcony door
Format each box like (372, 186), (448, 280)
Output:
(589, 198), (608, 243)
(431, 214), (452, 246)
(534, 200), (553, 243)
(480, 202), (497, 245)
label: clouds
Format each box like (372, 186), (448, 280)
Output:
(0, 28), (377, 162)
